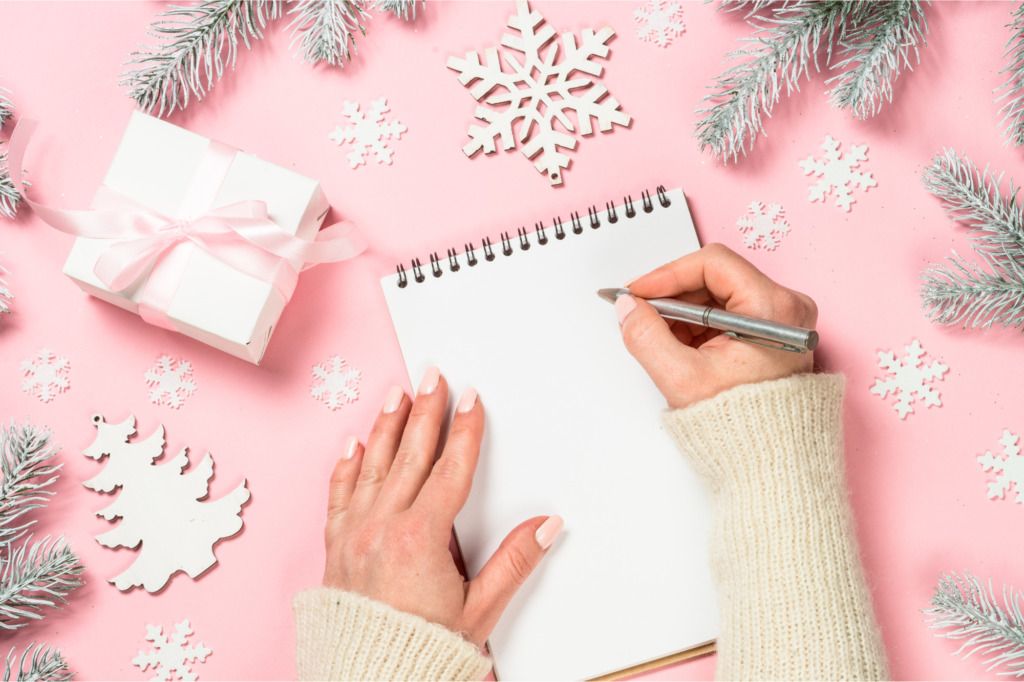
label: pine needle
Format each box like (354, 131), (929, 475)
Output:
(375, 0), (421, 21)
(924, 571), (1024, 676)
(0, 261), (11, 320)
(287, 0), (369, 67)
(998, 2), (1024, 148)
(0, 83), (12, 129)
(0, 423), (61, 547)
(0, 537), (84, 631)
(4, 642), (73, 682)
(826, 0), (927, 119)
(920, 149), (1024, 330)
(121, 0), (281, 117)
(0, 143), (20, 220)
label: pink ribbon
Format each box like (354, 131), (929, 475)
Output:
(7, 119), (366, 331)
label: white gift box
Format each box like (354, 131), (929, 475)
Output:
(63, 112), (330, 364)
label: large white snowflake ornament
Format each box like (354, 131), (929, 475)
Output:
(145, 356), (197, 409)
(132, 620), (211, 681)
(328, 98), (407, 168)
(447, 1), (631, 186)
(21, 349), (70, 403)
(799, 135), (876, 211)
(736, 201), (791, 250)
(311, 356), (361, 410)
(869, 339), (948, 419)
(634, 1), (685, 47)
(978, 429), (1024, 504)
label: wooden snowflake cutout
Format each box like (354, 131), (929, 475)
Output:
(736, 201), (790, 250)
(82, 415), (250, 592)
(310, 356), (361, 410)
(869, 339), (948, 419)
(799, 135), (876, 211)
(634, 1), (685, 47)
(133, 619), (211, 681)
(328, 98), (407, 168)
(447, 0), (631, 185)
(978, 429), (1024, 504)
(21, 349), (70, 403)
(145, 355), (197, 409)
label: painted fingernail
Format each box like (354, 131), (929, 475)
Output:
(417, 366), (441, 396)
(614, 294), (637, 324)
(342, 436), (359, 461)
(383, 386), (404, 414)
(456, 387), (478, 413)
(535, 515), (564, 550)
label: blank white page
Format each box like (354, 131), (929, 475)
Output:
(380, 188), (717, 681)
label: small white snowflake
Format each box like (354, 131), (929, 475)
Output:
(447, 0), (631, 186)
(736, 201), (791, 250)
(634, 1), (685, 47)
(144, 355), (197, 409)
(978, 429), (1024, 503)
(20, 349), (70, 403)
(869, 339), (948, 419)
(132, 619), (211, 681)
(798, 135), (877, 212)
(328, 98), (407, 169)
(311, 356), (361, 410)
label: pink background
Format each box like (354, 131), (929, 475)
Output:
(1, 1), (1022, 679)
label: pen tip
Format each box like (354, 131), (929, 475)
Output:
(597, 288), (623, 304)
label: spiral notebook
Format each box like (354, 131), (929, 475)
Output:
(380, 187), (718, 681)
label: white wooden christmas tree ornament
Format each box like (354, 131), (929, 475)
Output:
(82, 414), (250, 592)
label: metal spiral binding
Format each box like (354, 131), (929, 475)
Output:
(394, 185), (671, 287)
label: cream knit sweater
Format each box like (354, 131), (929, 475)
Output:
(293, 373), (888, 680)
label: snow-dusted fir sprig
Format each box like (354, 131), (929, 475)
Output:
(826, 1), (927, 120)
(920, 149), (1024, 330)
(287, 0), (369, 67)
(0, 143), (20, 220)
(0, 261), (11, 318)
(0, 83), (13, 129)
(997, 2), (1024, 148)
(121, 0), (281, 117)
(4, 643), (73, 682)
(376, 0), (421, 20)
(924, 571), (1024, 677)
(0, 423), (62, 547)
(0, 537), (84, 631)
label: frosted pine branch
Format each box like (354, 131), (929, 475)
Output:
(924, 571), (1024, 676)
(826, 0), (927, 119)
(0, 83), (13, 129)
(0, 537), (84, 630)
(0, 423), (61, 547)
(288, 0), (369, 66)
(375, 0), (421, 21)
(920, 150), (1024, 330)
(998, 2), (1024, 147)
(694, 1), (856, 162)
(0, 261), (11, 320)
(4, 643), (73, 682)
(121, 0), (281, 117)
(0, 143), (20, 220)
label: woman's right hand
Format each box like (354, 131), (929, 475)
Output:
(614, 244), (818, 410)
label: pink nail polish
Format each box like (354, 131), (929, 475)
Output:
(382, 386), (404, 414)
(342, 436), (359, 461)
(614, 294), (637, 324)
(456, 387), (478, 413)
(535, 515), (564, 550)
(417, 366), (441, 396)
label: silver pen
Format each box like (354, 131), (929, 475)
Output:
(597, 288), (818, 354)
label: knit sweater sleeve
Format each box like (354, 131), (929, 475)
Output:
(292, 587), (492, 681)
(662, 373), (888, 681)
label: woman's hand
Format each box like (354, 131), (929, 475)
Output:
(616, 243), (817, 410)
(322, 367), (562, 649)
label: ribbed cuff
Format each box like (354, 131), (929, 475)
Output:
(293, 587), (492, 681)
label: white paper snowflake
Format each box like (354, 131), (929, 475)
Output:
(328, 98), (407, 168)
(869, 339), (948, 419)
(798, 135), (877, 212)
(132, 620), (211, 681)
(20, 349), (70, 403)
(736, 201), (791, 250)
(447, 0), (631, 186)
(634, 1), (685, 47)
(978, 429), (1024, 503)
(145, 356), (197, 409)
(310, 356), (361, 410)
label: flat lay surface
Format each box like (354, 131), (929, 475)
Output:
(1, 1), (1023, 679)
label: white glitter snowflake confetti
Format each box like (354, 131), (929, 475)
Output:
(447, 0), (631, 186)
(736, 201), (790, 250)
(311, 356), (361, 410)
(145, 355), (197, 409)
(20, 349), (70, 403)
(634, 0), (685, 47)
(132, 620), (211, 681)
(978, 429), (1024, 504)
(869, 339), (948, 419)
(798, 135), (876, 212)
(328, 98), (407, 168)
